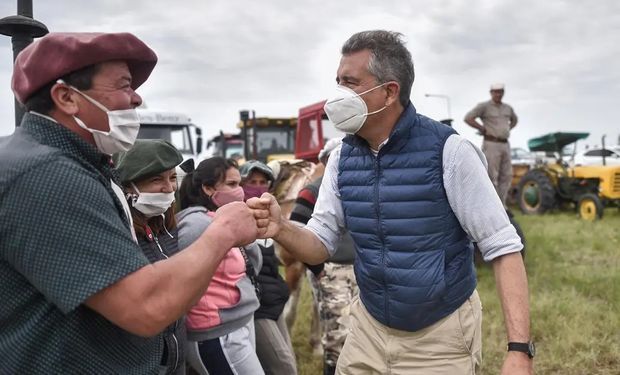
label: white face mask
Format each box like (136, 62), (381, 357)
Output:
(57, 79), (141, 155)
(130, 183), (176, 218)
(323, 83), (388, 134)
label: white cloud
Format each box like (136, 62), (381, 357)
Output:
(1, 0), (619, 150)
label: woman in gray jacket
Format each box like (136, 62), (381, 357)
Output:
(177, 157), (263, 375)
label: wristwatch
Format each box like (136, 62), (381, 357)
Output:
(507, 341), (536, 359)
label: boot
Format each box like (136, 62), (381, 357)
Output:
(323, 363), (336, 375)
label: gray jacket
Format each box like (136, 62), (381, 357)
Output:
(176, 206), (262, 341)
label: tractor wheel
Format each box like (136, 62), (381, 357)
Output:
(577, 193), (604, 221)
(518, 169), (556, 215)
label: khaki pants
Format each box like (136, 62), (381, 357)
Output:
(482, 140), (512, 206)
(336, 290), (482, 375)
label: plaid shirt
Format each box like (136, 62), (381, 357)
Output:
(0, 113), (162, 374)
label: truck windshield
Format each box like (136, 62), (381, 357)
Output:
(255, 128), (295, 159)
(138, 125), (193, 154)
(225, 144), (244, 159)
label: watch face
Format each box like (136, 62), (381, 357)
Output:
(528, 342), (536, 357)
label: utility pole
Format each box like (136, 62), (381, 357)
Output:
(240, 110), (250, 160)
(0, 0), (48, 127)
(251, 110), (256, 160)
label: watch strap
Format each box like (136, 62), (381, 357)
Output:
(507, 341), (535, 359)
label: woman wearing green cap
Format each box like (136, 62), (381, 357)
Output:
(115, 139), (186, 375)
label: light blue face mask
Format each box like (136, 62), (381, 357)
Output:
(323, 83), (388, 134)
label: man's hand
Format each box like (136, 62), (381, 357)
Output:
(464, 117), (485, 135)
(86, 200), (260, 337)
(249, 193), (330, 264)
(247, 193), (282, 239)
(209, 201), (259, 247)
(501, 351), (533, 375)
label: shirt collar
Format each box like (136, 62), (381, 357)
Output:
(344, 101), (417, 154)
(23, 112), (113, 173)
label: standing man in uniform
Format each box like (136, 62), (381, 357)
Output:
(0, 32), (260, 374)
(464, 83), (518, 207)
(249, 30), (533, 374)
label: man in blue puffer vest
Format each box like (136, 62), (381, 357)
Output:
(249, 30), (533, 375)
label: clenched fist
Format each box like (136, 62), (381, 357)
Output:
(209, 201), (259, 247)
(246, 193), (282, 239)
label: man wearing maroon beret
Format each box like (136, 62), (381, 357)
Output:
(0, 32), (262, 374)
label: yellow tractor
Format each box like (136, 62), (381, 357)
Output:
(570, 164), (620, 219)
(207, 111), (297, 164)
(517, 132), (620, 220)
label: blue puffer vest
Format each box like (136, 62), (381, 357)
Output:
(338, 103), (476, 332)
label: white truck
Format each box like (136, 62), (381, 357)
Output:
(136, 109), (203, 161)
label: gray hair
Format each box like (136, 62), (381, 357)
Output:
(341, 30), (414, 107)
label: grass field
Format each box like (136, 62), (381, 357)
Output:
(290, 209), (620, 374)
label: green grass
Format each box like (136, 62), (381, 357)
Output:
(291, 209), (620, 374)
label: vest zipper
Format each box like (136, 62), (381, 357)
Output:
(170, 328), (179, 372)
(152, 234), (169, 260)
(373, 156), (389, 326)
(153, 233), (179, 372)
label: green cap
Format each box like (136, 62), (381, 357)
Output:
(115, 139), (183, 184)
(239, 160), (274, 181)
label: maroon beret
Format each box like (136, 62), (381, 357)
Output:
(11, 32), (158, 104)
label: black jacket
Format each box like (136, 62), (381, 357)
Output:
(138, 226), (186, 375)
(254, 239), (290, 321)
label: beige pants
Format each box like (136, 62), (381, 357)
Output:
(482, 140), (512, 206)
(336, 290), (482, 375)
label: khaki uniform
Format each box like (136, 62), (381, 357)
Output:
(465, 100), (518, 205)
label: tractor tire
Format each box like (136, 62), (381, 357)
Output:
(518, 169), (556, 215)
(577, 193), (604, 220)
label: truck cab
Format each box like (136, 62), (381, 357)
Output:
(207, 112), (298, 164)
(237, 110), (297, 163)
(206, 132), (245, 161)
(136, 109), (203, 161)
(295, 100), (343, 162)
(206, 102), (343, 164)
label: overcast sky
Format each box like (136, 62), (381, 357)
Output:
(1, 0), (619, 151)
